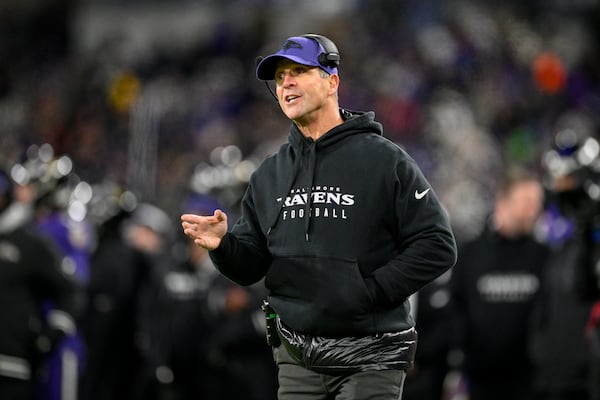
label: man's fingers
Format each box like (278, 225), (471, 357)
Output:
(181, 213), (203, 223)
(181, 211), (226, 224)
(181, 221), (196, 233)
(214, 209), (227, 222)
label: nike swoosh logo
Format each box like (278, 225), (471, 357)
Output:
(415, 188), (430, 200)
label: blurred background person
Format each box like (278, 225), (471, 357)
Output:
(450, 166), (549, 400)
(574, 196), (600, 400)
(157, 193), (230, 400)
(204, 277), (277, 400)
(15, 145), (93, 400)
(81, 200), (172, 400)
(0, 166), (79, 400)
(530, 127), (599, 400)
(402, 270), (454, 400)
(157, 192), (277, 400)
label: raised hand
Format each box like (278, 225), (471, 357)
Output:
(181, 209), (228, 250)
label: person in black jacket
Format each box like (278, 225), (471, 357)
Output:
(181, 34), (457, 400)
(162, 194), (277, 400)
(532, 131), (600, 400)
(450, 167), (549, 400)
(0, 168), (79, 400)
(402, 270), (454, 400)
(575, 201), (600, 400)
(81, 202), (172, 400)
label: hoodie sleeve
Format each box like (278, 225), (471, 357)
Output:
(369, 157), (457, 306)
(210, 183), (272, 286)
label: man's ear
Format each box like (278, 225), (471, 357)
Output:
(328, 74), (340, 95)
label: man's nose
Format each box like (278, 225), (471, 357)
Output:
(281, 72), (295, 87)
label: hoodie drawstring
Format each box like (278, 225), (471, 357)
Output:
(266, 142), (304, 236)
(304, 139), (317, 241)
(266, 136), (319, 242)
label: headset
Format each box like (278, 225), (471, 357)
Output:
(257, 34), (340, 101)
(300, 33), (340, 69)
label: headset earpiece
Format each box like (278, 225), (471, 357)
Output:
(300, 34), (340, 69)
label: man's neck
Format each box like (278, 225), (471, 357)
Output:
(294, 107), (344, 140)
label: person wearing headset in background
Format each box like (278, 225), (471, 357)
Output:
(181, 34), (457, 400)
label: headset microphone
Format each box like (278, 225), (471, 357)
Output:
(256, 56), (278, 102)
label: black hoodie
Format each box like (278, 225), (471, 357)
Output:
(211, 110), (457, 337)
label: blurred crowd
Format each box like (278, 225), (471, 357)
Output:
(0, 0), (598, 241)
(1, 0), (600, 399)
(0, 143), (278, 400)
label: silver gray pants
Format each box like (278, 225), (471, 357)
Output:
(273, 345), (406, 400)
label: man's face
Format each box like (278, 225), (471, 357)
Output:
(499, 181), (544, 236)
(274, 59), (333, 124)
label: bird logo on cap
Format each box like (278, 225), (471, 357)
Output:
(282, 40), (303, 51)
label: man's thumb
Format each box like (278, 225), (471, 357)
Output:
(214, 209), (226, 221)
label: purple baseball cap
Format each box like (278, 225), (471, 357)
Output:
(256, 35), (339, 81)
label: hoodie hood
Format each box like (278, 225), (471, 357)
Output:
(288, 109), (382, 151)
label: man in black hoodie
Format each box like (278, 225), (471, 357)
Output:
(181, 34), (457, 400)
(450, 167), (549, 400)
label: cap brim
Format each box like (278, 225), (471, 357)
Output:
(256, 54), (321, 80)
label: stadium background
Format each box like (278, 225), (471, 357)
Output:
(0, 0), (599, 242)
